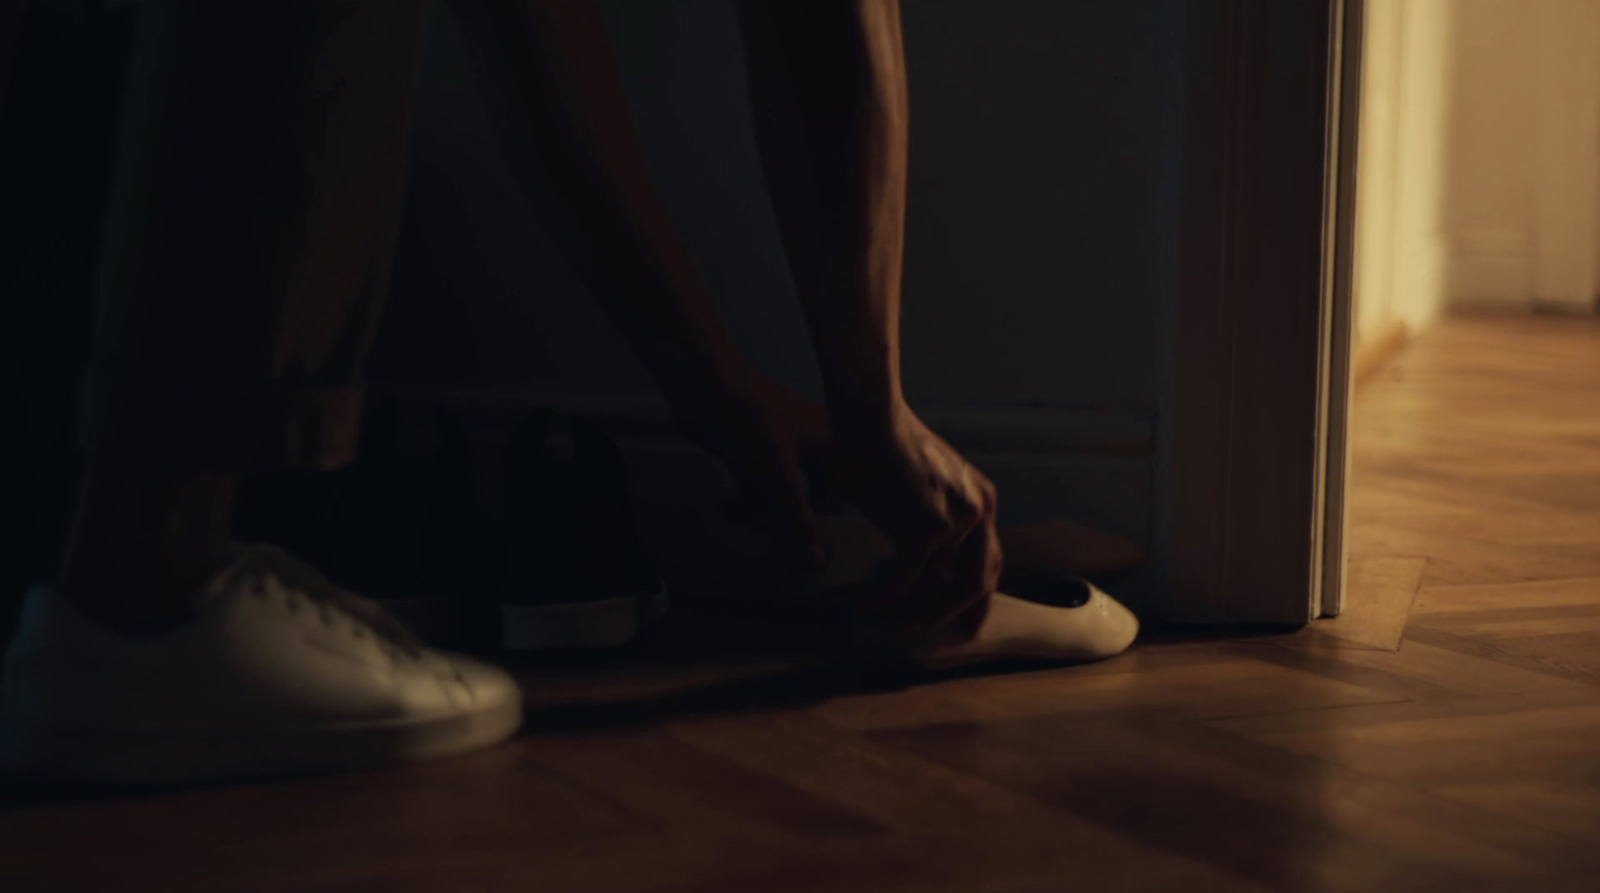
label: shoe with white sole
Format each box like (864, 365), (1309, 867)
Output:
(810, 512), (1140, 667)
(497, 408), (667, 652)
(0, 544), (522, 787)
(234, 404), (491, 650)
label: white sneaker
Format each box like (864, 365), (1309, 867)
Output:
(0, 544), (522, 787)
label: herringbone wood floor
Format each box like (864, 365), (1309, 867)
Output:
(5, 315), (1600, 892)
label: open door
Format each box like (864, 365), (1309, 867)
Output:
(1165, 0), (1361, 625)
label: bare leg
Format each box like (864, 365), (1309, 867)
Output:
(58, 466), (236, 633)
(453, 0), (1000, 639)
(735, 0), (912, 424)
(0, 3), (528, 789)
(450, 0), (838, 566)
(450, 0), (744, 413)
(58, 0), (429, 632)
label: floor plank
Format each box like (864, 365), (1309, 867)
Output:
(6, 314), (1600, 891)
(1316, 557), (1427, 650)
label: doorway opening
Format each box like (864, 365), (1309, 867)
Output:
(1322, 0), (1600, 665)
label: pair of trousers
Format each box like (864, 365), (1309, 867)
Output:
(83, 0), (591, 474)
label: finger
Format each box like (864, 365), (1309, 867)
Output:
(922, 515), (1003, 642)
(917, 475), (987, 594)
(883, 482), (978, 600)
(872, 527), (943, 615)
(743, 444), (825, 570)
(876, 501), (980, 640)
(852, 524), (946, 653)
(978, 474), (999, 518)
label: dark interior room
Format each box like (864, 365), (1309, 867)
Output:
(4, 2), (1600, 891)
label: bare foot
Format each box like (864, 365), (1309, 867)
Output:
(998, 519), (1144, 586)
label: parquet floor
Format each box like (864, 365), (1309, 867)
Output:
(5, 315), (1600, 892)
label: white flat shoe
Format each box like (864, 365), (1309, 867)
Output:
(919, 577), (1139, 669)
(0, 545), (522, 787)
(812, 512), (1139, 668)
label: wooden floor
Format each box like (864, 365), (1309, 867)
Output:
(6, 315), (1600, 892)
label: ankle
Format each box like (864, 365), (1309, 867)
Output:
(58, 465), (240, 632)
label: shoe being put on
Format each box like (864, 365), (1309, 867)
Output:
(811, 512), (1140, 669)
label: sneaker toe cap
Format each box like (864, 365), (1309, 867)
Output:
(437, 652), (523, 713)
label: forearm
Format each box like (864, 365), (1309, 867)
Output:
(737, 0), (911, 438)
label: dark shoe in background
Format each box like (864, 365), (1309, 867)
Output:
(238, 402), (667, 654)
(235, 402), (491, 649)
(497, 407), (666, 653)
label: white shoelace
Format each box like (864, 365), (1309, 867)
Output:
(215, 544), (426, 662)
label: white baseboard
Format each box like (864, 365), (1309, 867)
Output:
(1445, 229), (1533, 312)
(1530, 296), (1600, 315)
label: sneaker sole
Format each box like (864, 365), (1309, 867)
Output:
(0, 696), (523, 789)
(500, 585), (668, 652)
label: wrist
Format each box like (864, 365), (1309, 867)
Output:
(806, 317), (905, 443)
(826, 388), (909, 447)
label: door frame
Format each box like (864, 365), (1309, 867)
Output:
(1166, 0), (1362, 625)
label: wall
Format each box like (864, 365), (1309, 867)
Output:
(1445, 0), (1600, 314)
(1526, 0), (1600, 313)
(373, 1), (1186, 607)
(1351, 0), (1454, 348)
(1441, 0), (1538, 309)
(1353, 0), (1600, 348)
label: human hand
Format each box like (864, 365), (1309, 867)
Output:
(833, 399), (1001, 649)
(677, 370), (839, 572)
(680, 376), (1000, 650)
